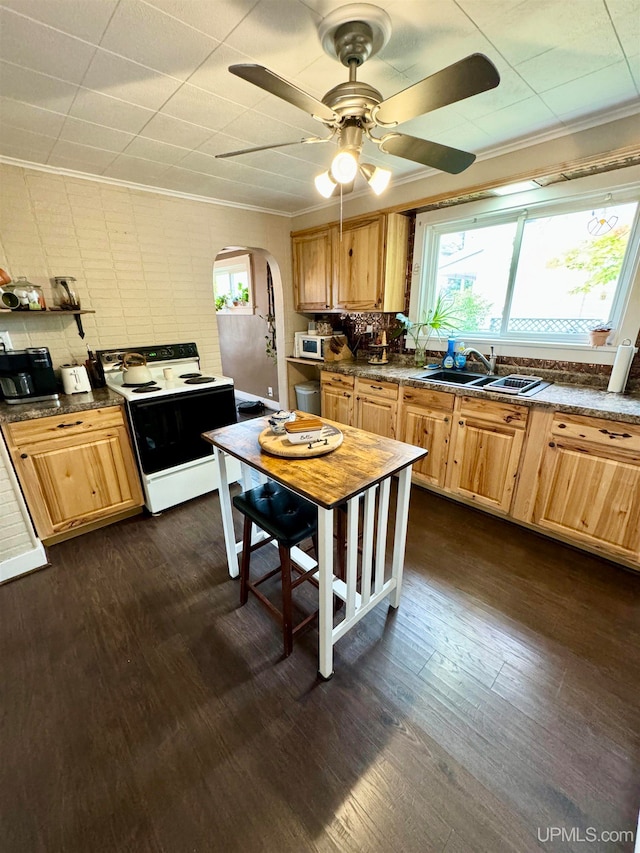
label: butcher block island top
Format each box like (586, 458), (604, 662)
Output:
(202, 414), (427, 510)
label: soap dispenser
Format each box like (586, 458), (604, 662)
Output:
(443, 337), (457, 369)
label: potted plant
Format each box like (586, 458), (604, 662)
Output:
(394, 294), (460, 366)
(589, 323), (612, 347)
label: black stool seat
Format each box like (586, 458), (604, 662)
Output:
(232, 481), (319, 658)
(233, 482), (317, 549)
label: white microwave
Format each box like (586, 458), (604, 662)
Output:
(294, 332), (338, 360)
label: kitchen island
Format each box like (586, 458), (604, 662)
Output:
(203, 415), (426, 679)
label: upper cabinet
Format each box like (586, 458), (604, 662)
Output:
(292, 227), (333, 312)
(292, 212), (409, 313)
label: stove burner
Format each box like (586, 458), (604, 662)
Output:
(179, 372), (201, 379)
(184, 376), (216, 385)
(122, 380), (156, 388)
(131, 385), (162, 393)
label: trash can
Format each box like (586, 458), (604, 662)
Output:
(295, 380), (321, 415)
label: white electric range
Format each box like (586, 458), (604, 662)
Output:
(97, 342), (241, 513)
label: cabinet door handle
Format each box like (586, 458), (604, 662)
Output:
(370, 385), (383, 390)
(549, 441), (556, 447)
(20, 453), (28, 459)
(458, 420), (464, 426)
(444, 417), (449, 423)
(57, 420), (83, 428)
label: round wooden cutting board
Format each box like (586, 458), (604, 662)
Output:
(258, 424), (343, 458)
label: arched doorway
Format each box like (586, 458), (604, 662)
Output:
(213, 246), (287, 411)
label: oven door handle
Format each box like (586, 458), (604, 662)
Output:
(129, 386), (231, 409)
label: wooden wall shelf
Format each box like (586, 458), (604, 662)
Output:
(0, 309), (95, 338)
(1, 309), (95, 315)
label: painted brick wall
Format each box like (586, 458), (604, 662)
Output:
(0, 162), (294, 573)
(0, 440), (34, 562)
(0, 163), (293, 373)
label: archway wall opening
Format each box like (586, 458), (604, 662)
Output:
(215, 248), (278, 406)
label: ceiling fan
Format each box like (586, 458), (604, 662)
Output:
(215, 4), (500, 197)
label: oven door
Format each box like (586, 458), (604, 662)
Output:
(128, 385), (236, 475)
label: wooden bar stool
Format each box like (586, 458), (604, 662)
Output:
(232, 481), (319, 657)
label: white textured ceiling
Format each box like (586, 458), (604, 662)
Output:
(0, 0), (638, 215)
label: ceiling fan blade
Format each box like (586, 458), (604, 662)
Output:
(378, 132), (476, 174)
(216, 136), (332, 160)
(230, 65), (339, 123)
(373, 53), (500, 127)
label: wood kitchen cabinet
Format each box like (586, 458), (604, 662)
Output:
(446, 396), (528, 513)
(292, 212), (409, 313)
(521, 413), (640, 562)
(292, 227), (333, 311)
(354, 377), (398, 438)
(321, 371), (355, 425)
(398, 386), (454, 488)
(3, 406), (143, 544)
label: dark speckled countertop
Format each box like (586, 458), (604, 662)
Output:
(0, 387), (125, 425)
(321, 362), (640, 425)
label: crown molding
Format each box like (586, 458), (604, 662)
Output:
(0, 156), (293, 218)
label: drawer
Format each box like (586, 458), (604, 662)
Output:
(4, 406), (126, 448)
(355, 377), (399, 401)
(401, 386), (455, 412)
(459, 396), (528, 429)
(550, 414), (640, 453)
(321, 371), (355, 390)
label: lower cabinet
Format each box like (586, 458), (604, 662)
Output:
(527, 413), (640, 562)
(321, 371), (355, 425)
(320, 368), (640, 569)
(399, 387), (453, 488)
(3, 406), (144, 543)
(354, 377), (398, 438)
(446, 396), (528, 513)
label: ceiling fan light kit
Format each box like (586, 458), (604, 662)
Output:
(359, 163), (392, 195)
(315, 171), (338, 198)
(218, 3), (500, 199)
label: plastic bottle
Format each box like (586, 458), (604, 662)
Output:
(443, 337), (456, 369)
(455, 341), (467, 370)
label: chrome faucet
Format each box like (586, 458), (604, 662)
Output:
(463, 345), (497, 375)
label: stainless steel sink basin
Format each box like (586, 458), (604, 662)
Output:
(414, 370), (496, 387)
(414, 370), (551, 396)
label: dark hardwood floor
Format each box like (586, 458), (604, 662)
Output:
(1, 485), (639, 853)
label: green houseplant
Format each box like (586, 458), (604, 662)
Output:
(394, 294), (460, 366)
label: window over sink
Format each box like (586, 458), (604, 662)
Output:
(411, 171), (640, 362)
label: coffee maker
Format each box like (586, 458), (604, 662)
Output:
(0, 345), (59, 405)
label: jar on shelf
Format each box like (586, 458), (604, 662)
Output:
(53, 276), (81, 310)
(12, 276), (46, 310)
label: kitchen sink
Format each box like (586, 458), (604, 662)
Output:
(414, 370), (551, 396)
(414, 370), (496, 387)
